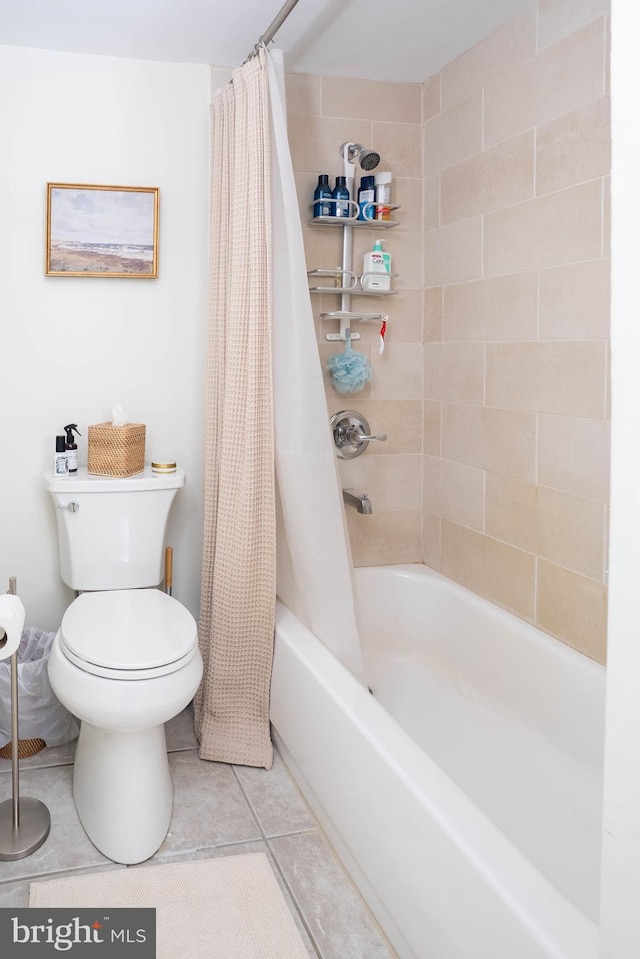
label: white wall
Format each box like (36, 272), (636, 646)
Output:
(0, 46), (210, 629)
(600, 1), (640, 955)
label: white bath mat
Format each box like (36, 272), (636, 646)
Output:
(29, 852), (309, 958)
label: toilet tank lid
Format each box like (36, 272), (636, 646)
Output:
(44, 465), (185, 493)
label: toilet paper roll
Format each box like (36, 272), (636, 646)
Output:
(0, 594), (25, 662)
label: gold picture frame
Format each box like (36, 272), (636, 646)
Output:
(46, 183), (159, 278)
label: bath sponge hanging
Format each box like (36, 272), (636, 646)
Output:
(326, 331), (372, 394)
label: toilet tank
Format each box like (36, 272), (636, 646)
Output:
(44, 466), (185, 591)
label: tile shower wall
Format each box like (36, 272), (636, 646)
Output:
(423, 0), (610, 663)
(285, 74), (425, 566)
(286, 0), (610, 664)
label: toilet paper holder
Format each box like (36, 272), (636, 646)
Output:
(0, 577), (51, 860)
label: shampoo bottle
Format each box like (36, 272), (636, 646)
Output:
(63, 423), (81, 473)
(313, 174), (332, 218)
(53, 436), (69, 476)
(357, 175), (376, 221)
(362, 239), (391, 292)
(331, 176), (350, 218)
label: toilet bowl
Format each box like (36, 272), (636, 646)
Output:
(48, 588), (203, 864)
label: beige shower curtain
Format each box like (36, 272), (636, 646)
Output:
(194, 49), (275, 769)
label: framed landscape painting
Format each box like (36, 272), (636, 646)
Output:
(46, 183), (159, 277)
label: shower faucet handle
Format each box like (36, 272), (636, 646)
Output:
(330, 410), (387, 459)
(345, 427), (387, 444)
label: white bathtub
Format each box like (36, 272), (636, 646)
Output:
(270, 564), (605, 959)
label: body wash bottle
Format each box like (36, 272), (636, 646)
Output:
(362, 239), (391, 291)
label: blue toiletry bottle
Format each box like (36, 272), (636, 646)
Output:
(332, 176), (350, 218)
(313, 174), (332, 218)
(357, 175), (376, 221)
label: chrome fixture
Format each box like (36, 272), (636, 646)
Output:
(331, 410), (387, 460)
(342, 489), (372, 515)
(340, 142), (381, 172)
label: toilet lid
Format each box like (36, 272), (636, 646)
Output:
(60, 589), (198, 677)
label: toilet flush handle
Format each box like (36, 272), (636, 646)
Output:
(56, 502), (80, 513)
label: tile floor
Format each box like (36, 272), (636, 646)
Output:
(0, 707), (397, 959)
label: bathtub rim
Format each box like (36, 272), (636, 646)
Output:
(272, 588), (601, 959)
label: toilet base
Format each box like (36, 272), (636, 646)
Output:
(73, 721), (173, 864)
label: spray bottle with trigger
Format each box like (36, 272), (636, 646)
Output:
(63, 424), (81, 473)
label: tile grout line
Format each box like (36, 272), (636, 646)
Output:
(231, 765), (324, 959)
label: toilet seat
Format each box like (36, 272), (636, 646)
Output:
(59, 588), (199, 680)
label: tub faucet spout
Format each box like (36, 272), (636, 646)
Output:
(342, 489), (372, 514)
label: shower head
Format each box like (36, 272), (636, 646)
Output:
(340, 142), (381, 174)
(359, 148), (381, 171)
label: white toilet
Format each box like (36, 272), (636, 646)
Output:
(44, 466), (203, 865)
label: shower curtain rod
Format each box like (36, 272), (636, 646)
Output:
(245, 0), (303, 61)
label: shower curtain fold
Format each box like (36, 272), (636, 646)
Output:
(267, 50), (362, 673)
(195, 50), (275, 769)
(196, 48), (362, 768)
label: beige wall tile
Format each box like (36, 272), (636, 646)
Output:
(440, 521), (536, 620)
(424, 173), (440, 231)
(393, 178), (423, 234)
(441, 131), (534, 224)
(536, 19), (607, 124)
(538, 414), (610, 502)
(373, 454), (423, 512)
(603, 175), (610, 257)
(371, 121), (422, 180)
(486, 341), (607, 418)
(538, 0), (610, 52)
(424, 287), (443, 342)
(287, 115), (372, 173)
(539, 258), (610, 340)
(423, 400), (441, 456)
(327, 399), (423, 456)
(347, 510), (422, 566)
(484, 57), (537, 148)
(484, 180), (603, 276)
(443, 273), (538, 341)
(442, 404), (536, 480)
(485, 472), (538, 553)
(422, 511), (442, 568)
(371, 343), (423, 400)
(285, 73), (322, 117)
(425, 216), (483, 286)
(440, 7), (537, 109)
(321, 77), (421, 123)
(536, 485), (606, 580)
(337, 451), (374, 497)
(486, 474), (606, 579)
(536, 97), (610, 196)
(303, 225), (343, 273)
(423, 456), (484, 531)
(536, 559), (607, 663)
(423, 74), (441, 122)
(424, 341), (484, 404)
(424, 93), (482, 176)
(484, 19), (606, 147)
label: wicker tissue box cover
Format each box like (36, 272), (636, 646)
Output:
(88, 422), (146, 477)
